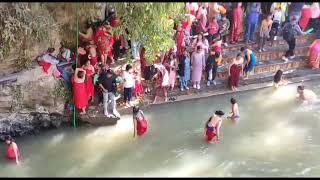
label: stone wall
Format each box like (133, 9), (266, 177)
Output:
(0, 66), (70, 139)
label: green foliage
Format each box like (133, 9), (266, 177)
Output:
(54, 79), (72, 104)
(0, 3), (76, 70)
(112, 3), (186, 62)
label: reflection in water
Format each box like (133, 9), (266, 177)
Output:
(0, 80), (320, 177)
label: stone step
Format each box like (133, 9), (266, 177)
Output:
(222, 34), (315, 53)
(222, 43), (310, 64)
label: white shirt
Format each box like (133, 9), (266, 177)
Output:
(122, 71), (134, 88)
(273, 10), (282, 22)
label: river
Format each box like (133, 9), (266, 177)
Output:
(1, 80), (320, 177)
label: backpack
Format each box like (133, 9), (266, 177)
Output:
(282, 23), (295, 41)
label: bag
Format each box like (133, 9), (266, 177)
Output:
(282, 24), (295, 41)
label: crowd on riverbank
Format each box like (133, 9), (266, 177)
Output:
(35, 2), (320, 117)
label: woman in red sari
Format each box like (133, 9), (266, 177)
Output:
(230, 3), (243, 44)
(228, 53), (244, 91)
(82, 59), (95, 102)
(133, 106), (148, 137)
(94, 23), (113, 65)
(308, 39), (320, 69)
(299, 5), (312, 31)
(176, 24), (185, 58)
(72, 68), (88, 114)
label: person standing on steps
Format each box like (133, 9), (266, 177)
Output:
(241, 46), (257, 79)
(269, 5), (283, 47)
(168, 54), (178, 91)
(218, 14), (230, 47)
(122, 64), (135, 108)
(245, 3), (261, 44)
(72, 68), (88, 115)
(280, 16), (307, 62)
(230, 3), (243, 44)
(228, 53), (244, 91)
(98, 69), (121, 118)
(178, 49), (191, 91)
(206, 49), (222, 86)
(191, 46), (206, 90)
(258, 13), (273, 52)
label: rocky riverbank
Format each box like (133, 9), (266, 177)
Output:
(0, 66), (69, 140)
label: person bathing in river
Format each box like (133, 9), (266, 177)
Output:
(273, 69), (288, 89)
(296, 85), (317, 104)
(228, 98), (240, 122)
(4, 135), (20, 165)
(133, 106), (148, 138)
(203, 110), (225, 143)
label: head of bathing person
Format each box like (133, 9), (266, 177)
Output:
(240, 46), (247, 52)
(297, 85), (304, 94)
(230, 98), (237, 105)
(77, 70), (85, 79)
(4, 135), (14, 145)
(215, 110), (225, 117)
(274, 69), (283, 83)
(197, 45), (202, 53)
(133, 106), (140, 116)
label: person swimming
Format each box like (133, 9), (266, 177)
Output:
(133, 106), (148, 138)
(228, 98), (240, 122)
(203, 110), (225, 143)
(273, 69), (288, 89)
(296, 85), (317, 104)
(4, 135), (20, 165)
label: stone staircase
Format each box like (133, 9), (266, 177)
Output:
(215, 34), (316, 79)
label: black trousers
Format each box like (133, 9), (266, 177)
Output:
(123, 87), (133, 102)
(285, 38), (296, 58)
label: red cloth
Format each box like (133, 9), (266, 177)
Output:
(94, 26), (112, 55)
(308, 39), (320, 68)
(205, 129), (216, 142)
(230, 6), (243, 42)
(207, 20), (219, 35)
(212, 45), (222, 53)
(181, 20), (189, 29)
(134, 80), (144, 94)
(176, 29), (185, 57)
(84, 68), (94, 98)
(299, 7), (312, 31)
(72, 76), (88, 109)
(137, 118), (148, 136)
(6, 144), (20, 160)
(109, 17), (120, 27)
(90, 56), (98, 66)
(229, 64), (242, 87)
(38, 61), (52, 74)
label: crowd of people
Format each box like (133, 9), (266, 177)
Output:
(34, 2), (320, 118)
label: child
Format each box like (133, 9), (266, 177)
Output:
(258, 13), (273, 52)
(134, 71), (144, 99)
(228, 98), (240, 122)
(122, 64), (135, 107)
